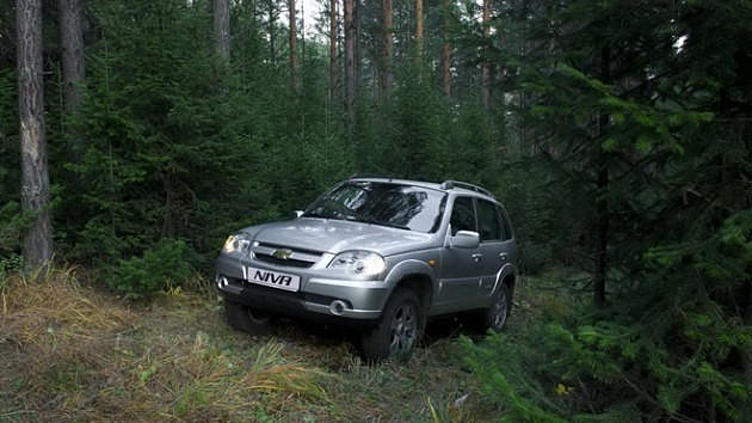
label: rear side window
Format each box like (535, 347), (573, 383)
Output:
(497, 205), (513, 240)
(450, 197), (476, 235)
(478, 200), (502, 241)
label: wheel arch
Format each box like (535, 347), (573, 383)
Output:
(394, 273), (433, 312)
(384, 259), (437, 313)
(494, 263), (518, 298)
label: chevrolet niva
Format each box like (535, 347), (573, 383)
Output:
(215, 177), (518, 361)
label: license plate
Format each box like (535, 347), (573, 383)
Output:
(242, 266), (300, 292)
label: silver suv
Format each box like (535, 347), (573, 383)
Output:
(215, 177), (518, 360)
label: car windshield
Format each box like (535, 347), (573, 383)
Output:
(304, 181), (447, 233)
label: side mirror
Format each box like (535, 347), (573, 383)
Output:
(450, 230), (480, 249)
(293, 210), (304, 218)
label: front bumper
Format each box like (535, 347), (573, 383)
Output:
(214, 253), (388, 321)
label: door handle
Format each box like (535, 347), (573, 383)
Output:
(499, 253), (508, 262)
(472, 253), (483, 263)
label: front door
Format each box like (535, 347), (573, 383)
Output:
(437, 196), (484, 311)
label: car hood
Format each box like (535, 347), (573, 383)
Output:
(242, 218), (435, 256)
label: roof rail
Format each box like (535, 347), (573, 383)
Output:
(348, 173), (394, 180)
(440, 180), (494, 197)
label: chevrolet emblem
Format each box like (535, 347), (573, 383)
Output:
(272, 249), (294, 260)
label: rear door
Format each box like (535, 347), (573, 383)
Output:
(476, 199), (514, 303)
(437, 196), (485, 311)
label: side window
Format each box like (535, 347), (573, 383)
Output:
(478, 200), (502, 241)
(450, 197), (476, 236)
(497, 205), (513, 241)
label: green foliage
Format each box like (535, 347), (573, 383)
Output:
(108, 239), (194, 299)
(454, 0), (752, 421)
(464, 296), (750, 422)
(0, 254), (23, 285)
(463, 206), (752, 421)
(0, 202), (24, 255)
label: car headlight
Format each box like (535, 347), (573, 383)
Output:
(328, 250), (386, 277)
(222, 233), (252, 255)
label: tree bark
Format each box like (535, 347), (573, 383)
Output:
(743, 283), (752, 419)
(268, 1), (277, 66)
(329, 0), (338, 104)
(59, 0), (85, 113)
(213, 0), (230, 59)
(594, 45), (611, 307)
(380, 0), (393, 98)
(344, 0), (356, 132)
(354, 0), (360, 92)
(481, 0), (491, 109)
(441, 0), (451, 96)
(415, 0), (423, 57)
(16, 0), (53, 269)
(288, 0), (298, 92)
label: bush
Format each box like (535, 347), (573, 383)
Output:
(108, 239), (194, 299)
(460, 210), (752, 423)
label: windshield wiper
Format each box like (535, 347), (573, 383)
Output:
(302, 211), (326, 218)
(304, 211), (354, 222)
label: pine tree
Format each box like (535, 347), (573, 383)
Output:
(16, 0), (52, 269)
(343, 0), (356, 132)
(288, 0), (298, 92)
(329, 0), (338, 104)
(59, 0), (85, 113)
(441, 0), (451, 97)
(213, 0), (230, 59)
(380, 0), (393, 98)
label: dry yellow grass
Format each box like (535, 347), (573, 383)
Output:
(0, 266), (500, 422)
(0, 268), (333, 422)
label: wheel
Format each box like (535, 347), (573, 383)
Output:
(360, 289), (425, 362)
(480, 283), (512, 332)
(224, 300), (272, 334)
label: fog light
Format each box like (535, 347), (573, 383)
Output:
(329, 300), (347, 316)
(217, 276), (229, 289)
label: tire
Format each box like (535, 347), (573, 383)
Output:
(360, 288), (425, 362)
(479, 283), (512, 332)
(224, 300), (272, 335)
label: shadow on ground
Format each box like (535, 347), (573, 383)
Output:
(254, 311), (487, 358)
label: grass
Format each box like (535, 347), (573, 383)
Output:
(0, 267), (551, 422)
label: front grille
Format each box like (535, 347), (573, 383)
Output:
(254, 253), (314, 268)
(251, 242), (324, 269)
(256, 242), (323, 256)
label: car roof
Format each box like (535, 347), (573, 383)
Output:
(347, 177), (497, 202)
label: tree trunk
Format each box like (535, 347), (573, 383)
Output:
(344, 0), (356, 132)
(441, 0), (451, 96)
(354, 0), (360, 92)
(594, 45), (610, 307)
(481, 0), (491, 109)
(415, 0), (423, 57)
(380, 0), (393, 98)
(16, 0), (53, 270)
(288, 0), (298, 92)
(59, 0), (84, 113)
(743, 283), (752, 419)
(329, 0), (338, 104)
(268, 1), (277, 66)
(213, 0), (230, 59)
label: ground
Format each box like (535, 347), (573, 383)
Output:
(0, 267), (546, 422)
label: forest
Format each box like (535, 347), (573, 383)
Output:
(1, 0), (751, 421)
